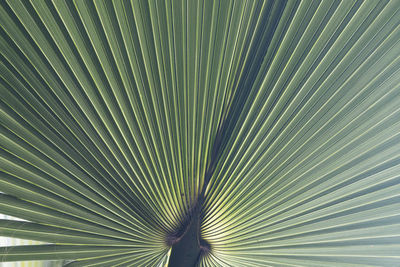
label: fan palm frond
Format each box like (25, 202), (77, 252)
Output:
(1, 0), (400, 266)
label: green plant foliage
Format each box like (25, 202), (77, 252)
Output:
(1, 0), (400, 266)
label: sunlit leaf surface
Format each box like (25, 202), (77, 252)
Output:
(1, 0), (400, 266)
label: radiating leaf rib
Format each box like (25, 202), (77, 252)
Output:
(0, 112), (161, 238)
(0, 244), (151, 262)
(1, 0), (399, 266)
(0, 193), (142, 241)
(205, 3), (398, 216)
(63, 249), (168, 267)
(0, 220), (144, 246)
(0, 32), (156, 232)
(2, 0), (166, 226)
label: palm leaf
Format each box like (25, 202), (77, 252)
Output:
(1, 0), (400, 266)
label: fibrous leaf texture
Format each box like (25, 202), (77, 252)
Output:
(1, 0), (400, 266)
